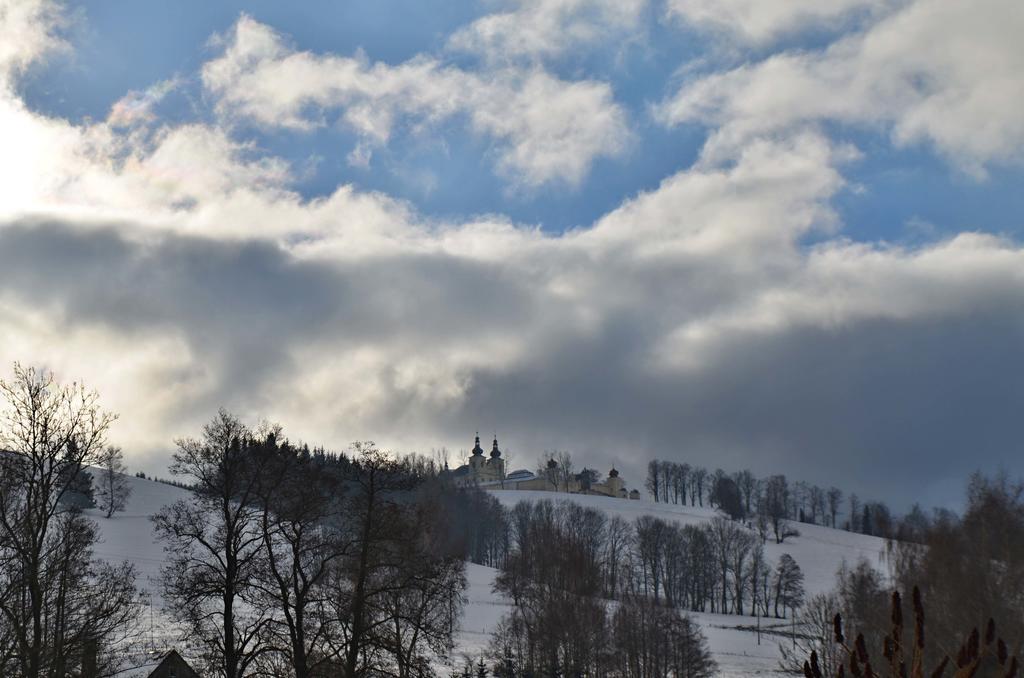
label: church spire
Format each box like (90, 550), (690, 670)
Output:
(471, 432), (484, 456)
(490, 435), (501, 458)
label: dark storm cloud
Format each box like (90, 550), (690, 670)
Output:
(447, 307), (1024, 510)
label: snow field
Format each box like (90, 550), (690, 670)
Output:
(88, 477), (889, 676)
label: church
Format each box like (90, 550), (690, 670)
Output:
(448, 434), (506, 484)
(447, 433), (640, 500)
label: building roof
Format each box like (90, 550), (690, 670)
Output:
(147, 649), (199, 678)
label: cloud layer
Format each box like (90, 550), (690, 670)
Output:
(2, 0), (1024, 508)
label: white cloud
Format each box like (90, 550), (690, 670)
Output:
(0, 0), (66, 87)
(664, 0), (899, 45)
(447, 0), (647, 63)
(107, 77), (181, 127)
(584, 131), (847, 257)
(657, 0), (1024, 173)
(202, 16), (631, 187)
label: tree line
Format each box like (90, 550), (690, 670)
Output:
(646, 459), (937, 542)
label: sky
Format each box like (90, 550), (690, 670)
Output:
(1, 0), (1023, 511)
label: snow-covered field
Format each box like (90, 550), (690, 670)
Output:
(88, 476), (889, 676)
(453, 490), (889, 677)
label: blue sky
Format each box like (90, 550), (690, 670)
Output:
(22, 0), (1022, 239)
(21, 0), (707, 230)
(2, 0), (1024, 510)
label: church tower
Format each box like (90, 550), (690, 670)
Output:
(488, 435), (504, 479)
(606, 467), (624, 497)
(469, 433), (485, 472)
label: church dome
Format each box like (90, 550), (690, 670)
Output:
(471, 434), (484, 456)
(490, 436), (501, 458)
(609, 468), (619, 478)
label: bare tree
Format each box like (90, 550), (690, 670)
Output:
(379, 520), (466, 678)
(778, 592), (843, 676)
(676, 463), (691, 506)
(249, 441), (467, 678)
(804, 484), (822, 524)
(708, 517), (742, 614)
(748, 544), (771, 617)
(646, 459), (661, 502)
(611, 596), (716, 678)
(603, 515), (630, 600)
(826, 487), (842, 528)
(152, 410), (274, 678)
(887, 473), (1024, 669)
(555, 450), (574, 492)
(734, 469), (758, 518)
(96, 445), (132, 518)
(691, 467), (708, 507)
(538, 452), (559, 491)
(326, 443), (423, 678)
(763, 475), (799, 544)
(251, 436), (347, 678)
(0, 363), (139, 677)
(432, 447), (451, 472)
(847, 493), (861, 532)
(635, 516), (669, 603)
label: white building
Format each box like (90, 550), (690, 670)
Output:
(448, 434), (638, 499)
(449, 434), (505, 485)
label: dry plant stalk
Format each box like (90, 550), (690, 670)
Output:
(802, 586), (1019, 678)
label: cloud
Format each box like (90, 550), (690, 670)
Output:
(0, 0), (67, 87)
(0, 82), (428, 247)
(584, 131), (848, 256)
(2, 2), (1024, 509)
(107, 77), (181, 127)
(202, 16), (631, 187)
(3, 126), (1024, 505)
(664, 0), (899, 46)
(447, 0), (647, 64)
(657, 0), (1024, 173)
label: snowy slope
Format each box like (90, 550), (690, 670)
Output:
(485, 490), (888, 597)
(86, 475), (188, 599)
(84, 475), (192, 673)
(87, 477), (889, 677)
(454, 490), (890, 677)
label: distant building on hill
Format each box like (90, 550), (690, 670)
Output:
(446, 433), (638, 499)
(448, 434), (506, 484)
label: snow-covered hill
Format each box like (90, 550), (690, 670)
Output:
(455, 490), (889, 677)
(87, 476), (889, 677)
